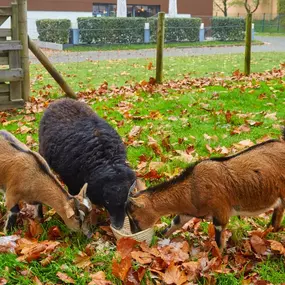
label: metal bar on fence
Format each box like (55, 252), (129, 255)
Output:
(277, 15), (280, 32)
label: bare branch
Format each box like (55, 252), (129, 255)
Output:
(252, 0), (260, 13)
(214, 1), (226, 14)
(244, 0), (251, 13)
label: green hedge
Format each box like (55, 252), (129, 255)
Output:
(212, 17), (245, 41)
(148, 18), (201, 42)
(77, 17), (146, 44)
(278, 0), (285, 26)
(278, 0), (285, 13)
(36, 19), (71, 44)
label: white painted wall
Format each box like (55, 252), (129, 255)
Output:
(1, 11), (92, 39)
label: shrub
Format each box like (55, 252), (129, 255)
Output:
(278, 0), (285, 13)
(148, 18), (201, 43)
(36, 19), (71, 44)
(278, 0), (285, 26)
(77, 17), (145, 44)
(212, 17), (245, 41)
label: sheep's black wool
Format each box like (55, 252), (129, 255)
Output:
(39, 98), (136, 229)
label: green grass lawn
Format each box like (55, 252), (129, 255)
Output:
(30, 51), (285, 93)
(256, 32), (285, 37)
(65, 40), (263, 52)
(0, 52), (285, 284)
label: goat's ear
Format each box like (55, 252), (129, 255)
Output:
(129, 197), (145, 208)
(64, 201), (75, 219)
(79, 183), (88, 198)
(136, 178), (146, 191)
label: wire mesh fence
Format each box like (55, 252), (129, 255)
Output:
(213, 13), (285, 33)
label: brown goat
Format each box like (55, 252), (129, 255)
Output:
(127, 134), (285, 249)
(0, 130), (92, 235)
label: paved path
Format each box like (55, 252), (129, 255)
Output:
(30, 36), (285, 64)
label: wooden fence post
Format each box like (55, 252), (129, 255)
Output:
(11, 2), (19, 40)
(244, 13), (252, 76)
(156, 12), (165, 84)
(28, 37), (77, 99)
(18, 0), (30, 101)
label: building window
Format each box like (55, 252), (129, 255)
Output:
(134, 5), (159, 17)
(93, 3), (159, 17)
(93, 3), (117, 17)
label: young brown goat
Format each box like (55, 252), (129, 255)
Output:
(127, 134), (285, 249)
(0, 130), (92, 235)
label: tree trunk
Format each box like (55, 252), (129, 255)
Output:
(223, 1), (227, 17)
(156, 12), (165, 84)
(244, 13), (252, 76)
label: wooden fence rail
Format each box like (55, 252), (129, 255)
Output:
(0, 1), (26, 110)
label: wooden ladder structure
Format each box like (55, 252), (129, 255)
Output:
(0, 2), (26, 110)
(0, 0), (75, 110)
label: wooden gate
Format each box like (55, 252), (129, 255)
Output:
(0, 3), (24, 110)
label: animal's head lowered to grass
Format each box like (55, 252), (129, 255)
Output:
(65, 183), (93, 237)
(126, 193), (158, 233)
(95, 168), (137, 230)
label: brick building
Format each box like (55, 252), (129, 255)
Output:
(1, 0), (213, 38)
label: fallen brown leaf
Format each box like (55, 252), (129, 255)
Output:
(147, 136), (164, 158)
(33, 276), (43, 285)
(264, 112), (277, 120)
(74, 254), (92, 269)
(162, 135), (172, 152)
(182, 261), (200, 281)
(268, 240), (285, 255)
(225, 110), (232, 123)
(231, 125), (251, 135)
(0, 235), (20, 253)
(40, 255), (54, 267)
(128, 126), (142, 139)
(116, 237), (138, 259)
(175, 150), (194, 163)
(250, 235), (268, 255)
(149, 161), (164, 171)
(147, 62), (153, 70)
(16, 125), (32, 134)
(125, 268), (140, 285)
(56, 272), (75, 284)
(131, 251), (153, 265)
(47, 225), (62, 240)
(88, 271), (112, 285)
(234, 139), (254, 150)
(0, 278), (8, 285)
(26, 219), (43, 239)
(16, 238), (60, 262)
(163, 262), (187, 285)
(112, 255), (132, 281)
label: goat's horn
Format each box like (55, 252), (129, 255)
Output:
(128, 180), (136, 196)
(79, 183), (88, 197)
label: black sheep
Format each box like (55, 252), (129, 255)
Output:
(39, 98), (136, 229)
